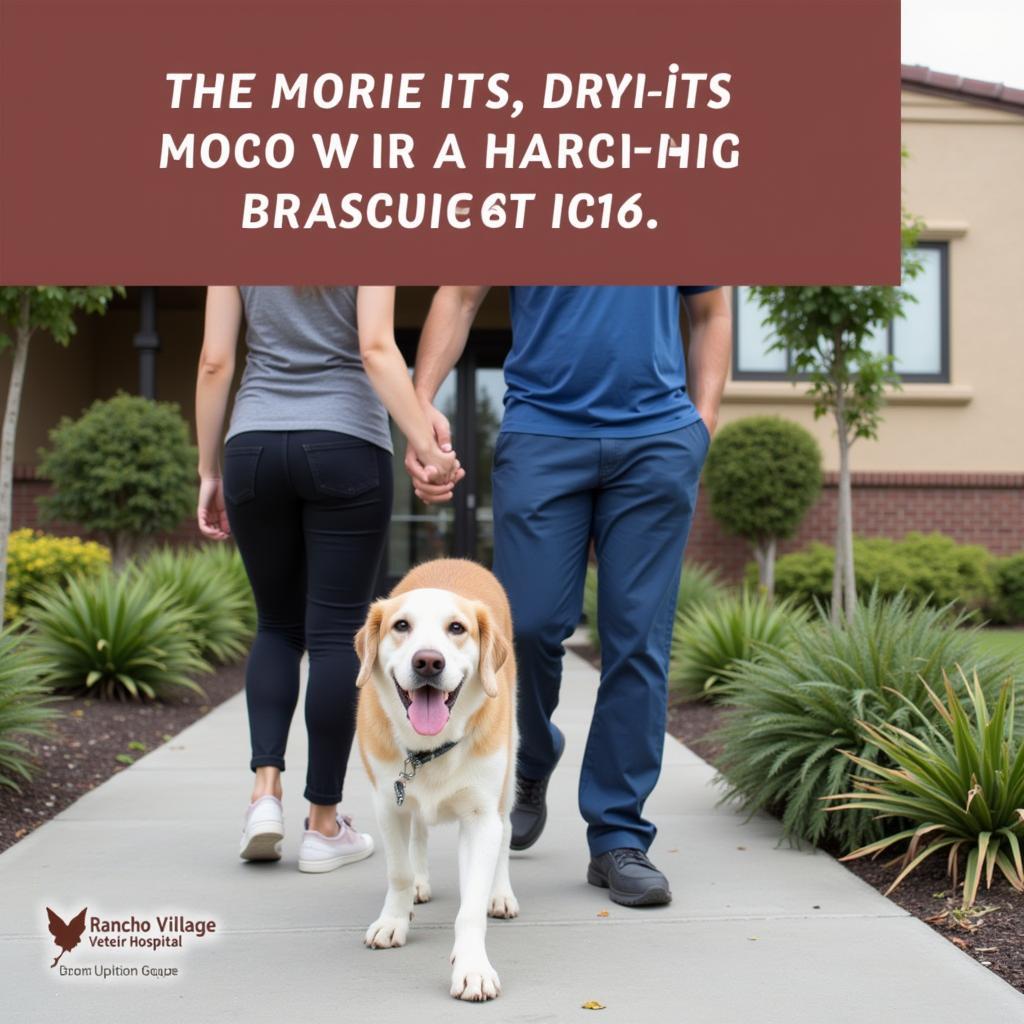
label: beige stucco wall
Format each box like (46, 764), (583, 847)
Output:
(718, 87), (1024, 474)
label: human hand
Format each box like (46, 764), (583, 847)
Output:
(695, 403), (719, 439)
(197, 476), (231, 539)
(404, 402), (467, 503)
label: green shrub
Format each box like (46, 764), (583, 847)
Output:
(669, 591), (805, 701)
(831, 671), (1024, 908)
(26, 571), (208, 700)
(703, 416), (822, 593)
(4, 528), (110, 623)
(37, 392), (197, 569)
(764, 532), (996, 616)
(992, 553), (1024, 626)
(713, 590), (1017, 851)
(584, 563), (724, 656)
(0, 626), (58, 789)
(132, 547), (254, 664)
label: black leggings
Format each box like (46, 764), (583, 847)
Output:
(223, 430), (392, 805)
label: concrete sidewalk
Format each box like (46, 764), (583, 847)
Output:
(1, 649), (1021, 1022)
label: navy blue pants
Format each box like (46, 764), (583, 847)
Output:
(491, 422), (709, 855)
(223, 430), (392, 806)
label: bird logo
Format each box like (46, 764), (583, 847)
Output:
(46, 907), (87, 968)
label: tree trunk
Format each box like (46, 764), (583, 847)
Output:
(835, 408), (856, 623)
(0, 296), (33, 622)
(753, 538), (777, 598)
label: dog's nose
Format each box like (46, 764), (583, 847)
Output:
(412, 649), (445, 678)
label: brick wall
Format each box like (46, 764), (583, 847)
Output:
(10, 465), (204, 547)
(686, 471), (1024, 581)
(12, 467), (1024, 581)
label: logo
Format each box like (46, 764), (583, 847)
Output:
(46, 907), (88, 968)
(42, 905), (220, 979)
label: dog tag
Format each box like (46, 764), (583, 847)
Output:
(394, 779), (406, 806)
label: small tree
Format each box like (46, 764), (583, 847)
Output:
(748, 222), (921, 622)
(37, 393), (196, 569)
(0, 287), (122, 614)
(703, 416), (822, 596)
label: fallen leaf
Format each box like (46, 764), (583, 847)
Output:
(949, 937), (968, 949)
(14, 828), (27, 839)
(747, 936), (759, 942)
(581, 1001), (606, 1010)
(596, 910), (609, 918)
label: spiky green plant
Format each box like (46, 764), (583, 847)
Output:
(670, 590), (805, 700)
(713, 590), (1018, 851)
(200, 543), (256, 633)
(25, 571), (208, 701)
(829, 670), (1024, 908)
(585, 563), (724, 656)
(132, 547), (253, 663)
(0, 626), (58, 789)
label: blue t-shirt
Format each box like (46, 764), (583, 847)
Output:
(501, 286), (719, 439)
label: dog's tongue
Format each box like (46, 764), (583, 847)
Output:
(408, 687), (450, 736)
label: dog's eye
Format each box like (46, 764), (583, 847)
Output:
(448, 622), (466, 635)
(393, 619), (410, 633)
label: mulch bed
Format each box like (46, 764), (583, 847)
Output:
(571, 638), (1024, 995)
(0, 660), (246, 854)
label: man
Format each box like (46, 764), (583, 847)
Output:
(407, 286), (731, 907)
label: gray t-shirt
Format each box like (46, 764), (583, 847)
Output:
(225, 286), (393, 453)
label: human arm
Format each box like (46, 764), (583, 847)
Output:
(356, 286), (458, 489)
(407, 285), (490, 503)
(195, 286), (242, 539)
(683, 287), (732, 436)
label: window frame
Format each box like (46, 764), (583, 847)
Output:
(730, 241), (950, 384)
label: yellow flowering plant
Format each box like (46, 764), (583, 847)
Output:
(4, 528), (110, 623)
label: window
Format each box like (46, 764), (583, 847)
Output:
(732, 242), (949, 383)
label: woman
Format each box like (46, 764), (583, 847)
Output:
(195, 286), (458, 872)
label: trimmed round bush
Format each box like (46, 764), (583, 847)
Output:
(4, 528), (110, 623)
(993, 553), (1024, 625)
(585, 562), (724, 656)
(713, 590), (1018, 852)
(0, 625), (57, 789)
(765, 532), (996, 616)
(25, 571), (209, 701)
(132, 546), (254, 664)
(37, 392), (197, 569)
(669, 590), (805, 700)
(703, 416), (822, 590)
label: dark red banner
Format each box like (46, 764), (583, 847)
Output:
(0, 0), (900, 284)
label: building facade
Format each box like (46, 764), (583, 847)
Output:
(4, 67), (1023, 586)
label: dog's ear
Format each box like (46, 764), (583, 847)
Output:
(355, 600), (387, 688)
(475, 602), (510, 699)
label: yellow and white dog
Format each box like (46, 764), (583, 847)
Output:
(355, 558), (518, 1002)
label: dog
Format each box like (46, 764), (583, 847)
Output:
(354, 558), (518, 1002)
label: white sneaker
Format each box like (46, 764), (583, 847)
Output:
(239, 795), (285, 861)
(298, 814), (375, 873)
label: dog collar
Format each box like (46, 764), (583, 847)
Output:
(394, 741), (460, 806)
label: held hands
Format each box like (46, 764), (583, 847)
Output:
(197, 476), (231, 540)
(404, 402), (467, 504)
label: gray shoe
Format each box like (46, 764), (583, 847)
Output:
(509, 727), (565, 851)
(587, 848), (672, 907)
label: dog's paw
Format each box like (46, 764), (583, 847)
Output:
(364, 915), (409, 949)
(413, 876), (432, 904)
(450, 956), (501, 1001)
(488, 889), (519, 919)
